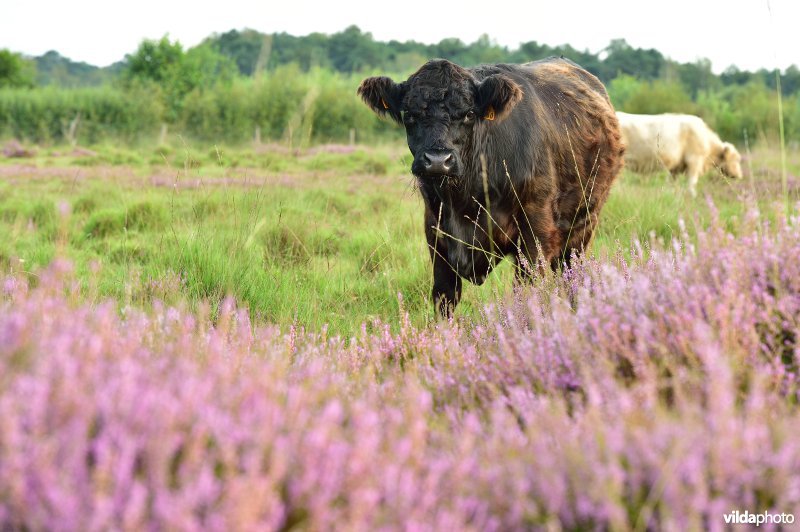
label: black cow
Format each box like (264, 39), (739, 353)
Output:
(358, 57), (625, 317)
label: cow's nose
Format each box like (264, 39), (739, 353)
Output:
(423, 151), (454, 174)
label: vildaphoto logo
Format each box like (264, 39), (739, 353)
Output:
(723, 510), (795, 526)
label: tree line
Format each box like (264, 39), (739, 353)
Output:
(4, 26), (798, 94)
(208, 27), (800, 96)
(0, 27), (799, 146)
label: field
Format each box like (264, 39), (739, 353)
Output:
(2, 140), (798, 335)
(2, 138), (800, 528)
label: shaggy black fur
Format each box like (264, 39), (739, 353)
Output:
(359, 57), (625, 317)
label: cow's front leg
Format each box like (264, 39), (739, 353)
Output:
(432, 249), (462, 318)
(685, 156), (705, 197)
(425, 208), (462, 318)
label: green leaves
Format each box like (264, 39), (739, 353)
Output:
(0, 49), (36, 89)
(121, 37), (237, 121)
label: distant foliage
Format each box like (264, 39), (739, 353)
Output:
(121, 37), (237, 121)
(201, 27), (800, 97)
(6, 66), (797, 146)
(610, 77), (697, 115)
(0, 49), (35, 89)
(0, 86), (162, 143)
(2, 29), (800, 144)
(697, 82), (790, 144)
(599, 38), (664, 80)
(33, 50), (114, 87)
(179, 66), (398, 144)
(0, 66), (399, 145)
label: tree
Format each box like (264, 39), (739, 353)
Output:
(460, 34), (507, 66)
(0, 49), (36, 88)
(510, 41), (551, 63)
(327, 26), (382, 72)
(781, 65), (800, 96)
(621, 79), (696, 115)
(434, 38), (468, 61)
(34, 50), (108, 87)
(209, 29), (264, 75)
(720, 65), (753, 86)
(676, 58), (719, 97)
(121, 36), (236, 121)
(607, 74), (643, 109)
(181, 44), (237, 88)
(600, 39), (665, 82)
(122, 36), (184, 84)
(272, 32), (331, 71)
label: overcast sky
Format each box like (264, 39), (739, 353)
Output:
(2, 0), (798, 73)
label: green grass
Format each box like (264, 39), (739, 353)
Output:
(1, 140), (798, 335)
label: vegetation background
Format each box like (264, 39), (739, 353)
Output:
(1, 26), (799, 146)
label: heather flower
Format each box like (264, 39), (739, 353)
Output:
(1, 210), (800, 528)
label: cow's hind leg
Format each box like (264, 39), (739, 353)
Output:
(515, 202), (563, 281)
(553, 191), (601, 271)
(555, 222), (597, 310)
(558, 218), (595, 272)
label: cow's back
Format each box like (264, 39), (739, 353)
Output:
(618, 112), (722, 173)
(524, 57), (611, 101)
(525, 58), (624, 223)
(473, 58), (624, 186)
(465, 58), (624, 221)
(618, 112), (684, 172)
(487, 57), (625, 263)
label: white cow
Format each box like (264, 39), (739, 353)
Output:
(617, 112), (743, 196)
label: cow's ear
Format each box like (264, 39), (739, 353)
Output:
(720, 142), (735, 161)
(475, 75), (523, 122)
(722, 143), (733, 156)
(357, 77), (406, 124)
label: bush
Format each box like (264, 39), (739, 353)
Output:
(0, 49), (35, 89)
(0, 65), (793, 146)
(616, 78), (696, 115)
(698, 82), (789, 145)
(178, 66), (400, 144)
(0, 86), (163, 143)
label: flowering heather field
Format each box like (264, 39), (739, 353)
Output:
(2, 204), (800, 530)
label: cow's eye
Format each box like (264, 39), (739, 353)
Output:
(464, 110), (476, 123)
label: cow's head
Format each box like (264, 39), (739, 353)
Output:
(718, 142), (743, 179)
(358, 60), (523, 180)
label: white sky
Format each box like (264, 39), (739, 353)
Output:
(2, 0), (798, 73)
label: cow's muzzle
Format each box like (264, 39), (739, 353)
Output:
(422, 151), (455, 175)
(413, 149), (461, 179)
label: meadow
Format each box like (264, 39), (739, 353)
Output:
(2, 136), (800, 529)
(1, 139), (798, 335)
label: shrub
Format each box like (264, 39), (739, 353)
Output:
(0, 86), (163, 143)
(2, 208), (800, 529)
